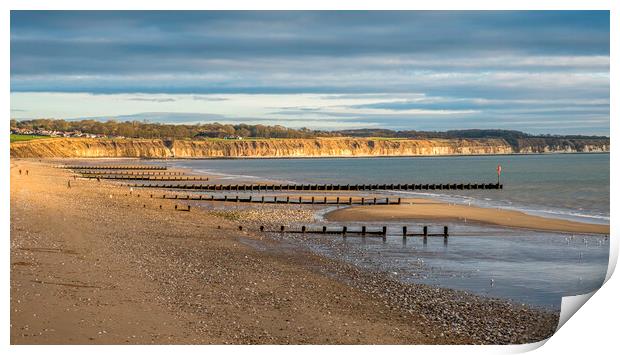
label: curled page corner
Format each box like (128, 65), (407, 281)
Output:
(556, 290), (597, 331)
(604, 234), (618, 283)
(504, 338), (550, 353)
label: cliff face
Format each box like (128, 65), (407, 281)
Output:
(170, 138), (513, 158)
(10, 137), (609, 159)
(513, 138), (610, 153)
(10, 138), (173, 158)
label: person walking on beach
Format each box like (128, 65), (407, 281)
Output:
(67, 180), (71, 189)
(18, 169), (22, 175)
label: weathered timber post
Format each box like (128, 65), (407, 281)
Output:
(336, 197), (340, 205)
(342, 226), (347, 237)
(261, 196), (265, 204)
(398, 197), (402, 204)
(444, 226), (449, 238)
(238, 226), (243, 231)
(286, 196), (290, 204)
(423, 226), (428, 239)
(187, 205), (191, 212)
(348, 197), (352, 205)
(175, 205), (178, 210)
(361, 197), (365, 205)
(280, 225), (285, 232)
(402, 226), (407, 238)
(322, 226), (327, 234)
(311, 196), (315, 205)
(324, 197), (327, 204)
(301, 226), (306, 234)
(260, 226), (264, 232)
(374, 197), (377, 205)
(382, 226), (387, 240)
(361, 226), (366, 236)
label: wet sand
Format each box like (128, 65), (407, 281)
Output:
(10, 159), (558, 344)
(326, 198), (609, 235)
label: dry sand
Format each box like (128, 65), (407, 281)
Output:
(326, 198), (609, 235)
(10, 159), (558, 344)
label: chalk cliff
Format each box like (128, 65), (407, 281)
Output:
(9, 137), (609, 159)
(10, 138), (173, 158)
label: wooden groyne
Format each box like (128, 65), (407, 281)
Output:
(256, 225), (449, 240)
(156, 193), (401, 205)
(77, 171), (183, 176)
(83, 174), (209, 181)
(62, 165), (168, 170)
(125, 182), (503, 191)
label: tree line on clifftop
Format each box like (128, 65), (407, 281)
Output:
(10, 119), (608, 145)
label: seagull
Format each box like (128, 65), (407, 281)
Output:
(490, 279), (495, 287)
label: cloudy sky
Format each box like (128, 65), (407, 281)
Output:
(10, 11), (609, 135)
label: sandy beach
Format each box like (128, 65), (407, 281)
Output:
(10, 159), (559, 344)
(326, 198), (609, 235)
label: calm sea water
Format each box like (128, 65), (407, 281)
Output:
(281, 220), (609, 309)
(160, 153), (609, 224)
(152, 154), (610, 308)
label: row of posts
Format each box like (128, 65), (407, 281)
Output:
(255, 225), (449, 240)
(159, 194), (400, 205)
(130, 182), (502, 191)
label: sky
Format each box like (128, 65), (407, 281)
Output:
(10, 11), (610, 135)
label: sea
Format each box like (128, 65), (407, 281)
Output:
(152, 153), (610, 309)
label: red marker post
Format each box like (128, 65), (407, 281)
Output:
(496, 164), (502, 185)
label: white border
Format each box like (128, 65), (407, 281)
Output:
(4, 2), (616, 354)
